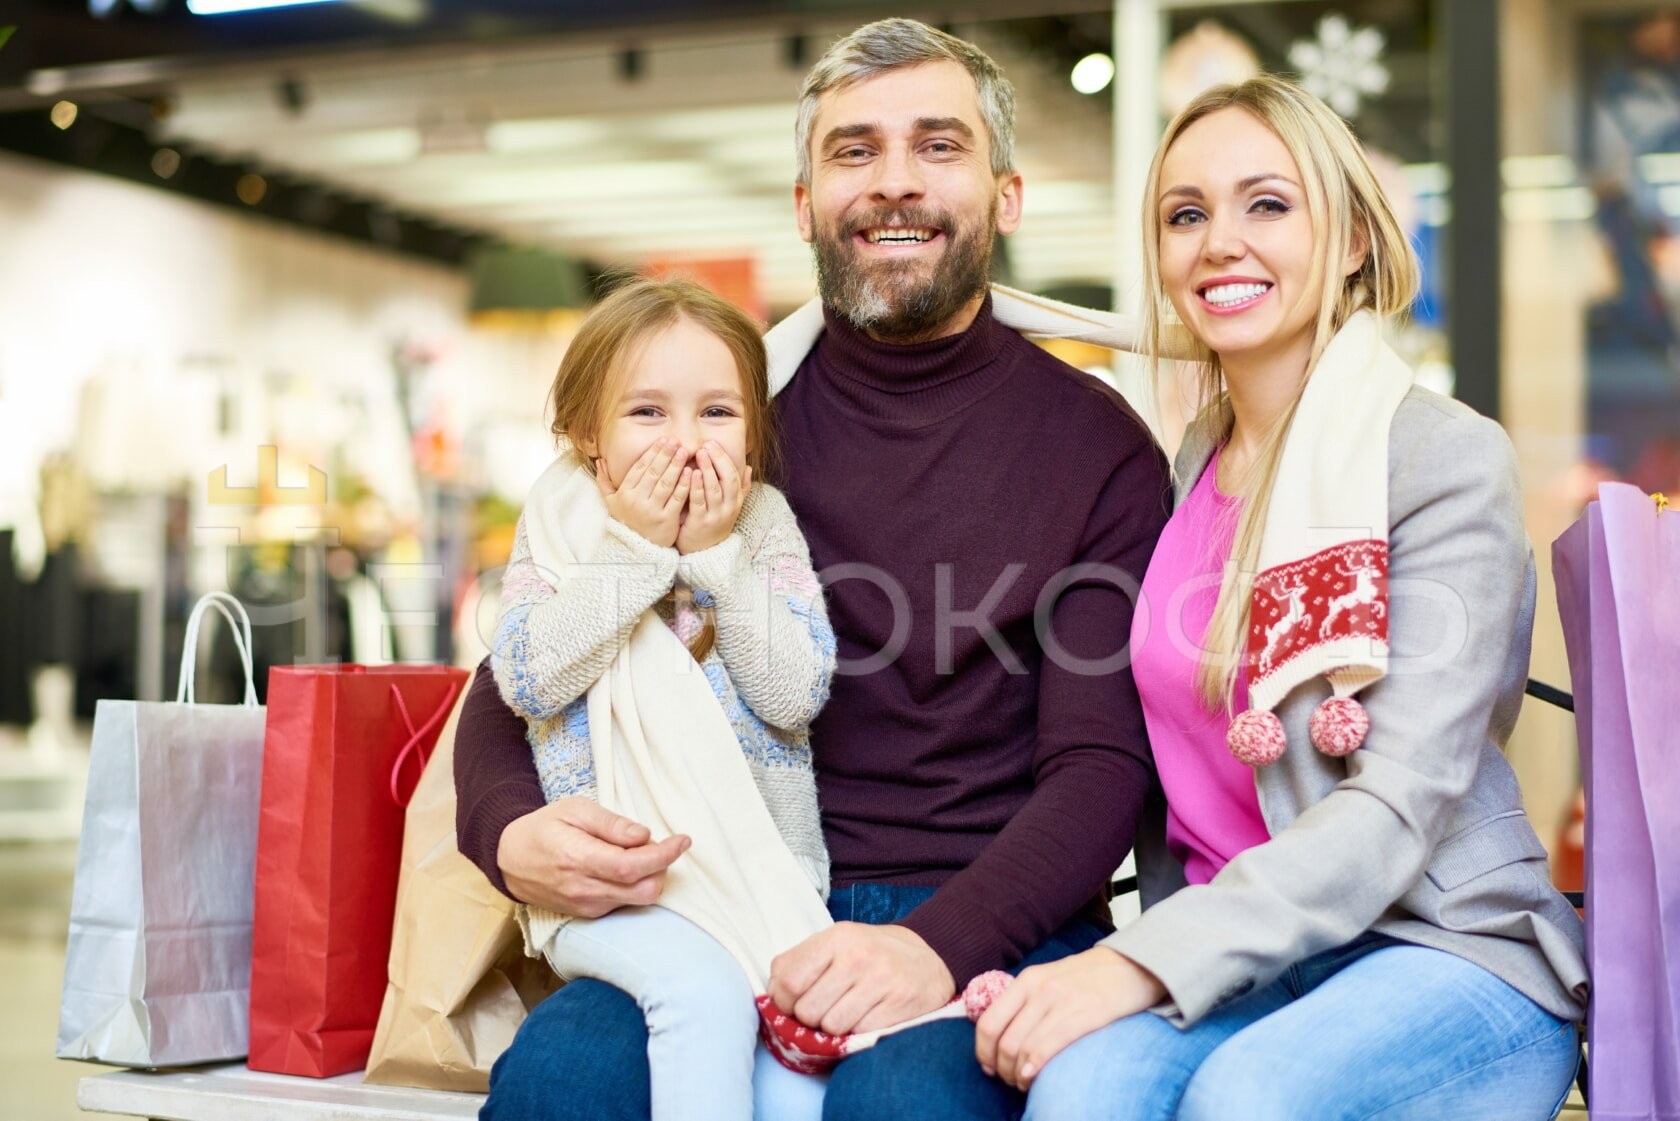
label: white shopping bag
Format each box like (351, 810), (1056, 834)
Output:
(56, 592), (267, 1067)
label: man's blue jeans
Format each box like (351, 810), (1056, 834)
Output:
(481, 884), (1107, 1121)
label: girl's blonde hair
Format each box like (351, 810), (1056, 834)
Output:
(547, 276), (777, 663)
(1137, 74), (1420, 709)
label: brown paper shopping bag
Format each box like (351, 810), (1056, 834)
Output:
(363, 671), (562, 1091)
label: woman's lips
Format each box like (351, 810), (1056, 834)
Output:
(1196, 281), (1273, 315)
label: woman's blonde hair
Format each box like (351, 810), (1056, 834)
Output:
(547, 276), (777, 662)
(1137, 74), (1420, 709)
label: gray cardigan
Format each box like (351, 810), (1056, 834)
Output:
(1102, 385), (1589, 1027)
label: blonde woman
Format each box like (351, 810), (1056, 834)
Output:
(975, 76), (1588, 1119)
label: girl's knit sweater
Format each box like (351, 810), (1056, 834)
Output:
(491, 478), (836, 895)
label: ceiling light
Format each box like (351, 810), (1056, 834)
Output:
(236, 173), (267, 205)
(187, 0), (343, 13)
(484, 118), (607, 156)
(263, 128), (420, 168)
(1071, 53), (1115, 96)
(51, 101), (78, 130)
(1502, 155), (1576, 189)
(152, 148), (181, 178)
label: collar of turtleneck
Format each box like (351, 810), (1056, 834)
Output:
(805, 294), (1012, 427)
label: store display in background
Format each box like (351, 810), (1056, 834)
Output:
(1581, 10), (1680, 497)
(1159, 20), (1260, 118)
(644, 257), (767, 324)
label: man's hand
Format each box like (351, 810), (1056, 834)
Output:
(767, 923), (956, 1036)
(596, 440), (692, 549)
(676, 443), (751, 555)
(973, 947), (1165, 1090)
(496, 796), (690, 918)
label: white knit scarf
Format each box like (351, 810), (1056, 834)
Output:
(765, 286), (1407, 713)
(1240, 309), (1411, 712)
(765, 281), (1191, 395)
(519, 449), (831, 991)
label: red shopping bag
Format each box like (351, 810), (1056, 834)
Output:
(248, 664), (468, 1078)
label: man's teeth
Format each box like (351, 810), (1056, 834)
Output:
(1202, 282), (1270, 306)
(864, 228), (937, 244)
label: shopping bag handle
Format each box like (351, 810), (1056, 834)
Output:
(177, 592), (258, 707)
(387, 679), (462, 807)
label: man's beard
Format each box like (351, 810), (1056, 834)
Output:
(812, 202), (995, 343)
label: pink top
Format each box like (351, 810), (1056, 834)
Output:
(1131, 451), (1270, 885)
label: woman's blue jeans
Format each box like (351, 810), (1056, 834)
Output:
(481, 883), (1106, 1121)
(1024, 933), (1581, 1121)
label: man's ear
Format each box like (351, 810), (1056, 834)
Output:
(794, 182), (815, 244)
(996, 172), (1024, 237)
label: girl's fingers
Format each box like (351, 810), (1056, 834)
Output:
(665, 467), (694, 512)
(700, 449), (726, 506)
(620, 441), (664, 495)
(709, 443), (742, 496)
(688, 466), (709, 515)
(650, 445), (689, 505)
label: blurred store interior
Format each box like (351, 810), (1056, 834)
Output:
(3, 0), (1677, 1114)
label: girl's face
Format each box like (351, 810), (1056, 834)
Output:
(1156, 107), (1328, 372)
(580, 315), (751, 489)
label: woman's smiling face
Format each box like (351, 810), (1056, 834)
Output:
(1156, 106), (1322, 370)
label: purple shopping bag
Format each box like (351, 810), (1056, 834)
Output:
(1554, 483), (1680, 1120)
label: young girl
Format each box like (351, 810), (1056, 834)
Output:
(491, 277), (837, 1121)
(975, 76), (1588, 1118)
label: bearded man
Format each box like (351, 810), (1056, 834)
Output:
(455, 19), (1170, 1120)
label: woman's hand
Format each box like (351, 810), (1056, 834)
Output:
(596, 440), (692, 549)
(974, 947), (1167, 1091)
(676, 442), (751, 555)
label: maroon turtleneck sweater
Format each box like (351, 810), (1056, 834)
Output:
(456, 297), (1170, 985)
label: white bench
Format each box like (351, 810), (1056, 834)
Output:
(77, 1064), (481, 1121)
(76, 1062), (1589, 1120)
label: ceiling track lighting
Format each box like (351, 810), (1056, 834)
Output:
(186, 0), (344, 14)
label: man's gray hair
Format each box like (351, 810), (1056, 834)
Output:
(795, 18), (1017, 185)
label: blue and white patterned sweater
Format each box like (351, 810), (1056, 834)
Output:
(491, 479), (836, 896)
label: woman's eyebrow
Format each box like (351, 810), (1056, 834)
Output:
(1161, 175), (1301, 202)
(1238, 173), (1300, 191)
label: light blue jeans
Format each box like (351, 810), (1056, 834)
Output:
(543, 905), (757, 1121)
(504, 884), (1106, 1121)
(1025, 934), (1580, 1121)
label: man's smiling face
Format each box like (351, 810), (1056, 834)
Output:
(796, 60), (1023, 343)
